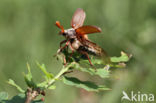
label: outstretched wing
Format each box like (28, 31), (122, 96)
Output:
(76, 25), (101, 36)
(71, 8), (86, 29)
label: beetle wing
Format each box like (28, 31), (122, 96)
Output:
(71, 8), (86, 29)
(76, 25), (101, 35)
(79, 39), (110, 64)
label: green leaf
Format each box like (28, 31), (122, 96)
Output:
(79, 67), (110, 78)
(24, 74), (36, 88)
(1, 93), (44, 103)
(94, 67), (110, 78)
(69, 63), (109, 78)
(84, 52), (131, 64)
(7, 79), (25, 93)
(37, 81), (56, 90)
(24, 63), (37, 88)
(48, 85), (56, 90)
(0, 92), (8, 101)
(37, 81), (47, 89)
(63, 76), (110, 92)
(110, 51), (132, 63)
(36, 62), (54, 80)
(1, 93), (25, 103)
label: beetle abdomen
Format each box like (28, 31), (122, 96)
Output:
(78, 46), (96, 55)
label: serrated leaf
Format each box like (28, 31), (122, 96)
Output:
(7, 79), (25, 93)
(110, 51), (131, 63)
(63, 76), (110, 92)
(24, 63), (37, 88)
(70, 63), (109, 78)
(36, 62), (54, 80)
(0, 92), (8, 101)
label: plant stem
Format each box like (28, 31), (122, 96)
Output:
(25, 88), (39, 103)
(46, 62), (75, 88)
(25, 62), (75, 103)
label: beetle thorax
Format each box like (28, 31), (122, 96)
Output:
(64, 28), (76, 39)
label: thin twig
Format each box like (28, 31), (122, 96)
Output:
(46, 62), (75, 88)
(25, 62), (75, 103)
(25, 88), (39, 103)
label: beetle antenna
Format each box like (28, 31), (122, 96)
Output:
(55, 21), (64, 33)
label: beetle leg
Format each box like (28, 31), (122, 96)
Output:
(60, 40), (67, 48)
(80, 51), (96, 71)
(63, 55), (67, 65)
(57, 40), (70, 53)
(79, 51), (93, 66)
(69, 44), (75, 58)
(56, 40), (69, 65)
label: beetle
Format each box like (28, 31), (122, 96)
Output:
(55, 8), (110, 65)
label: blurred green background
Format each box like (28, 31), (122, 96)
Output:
(0, 0), (156, 103)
